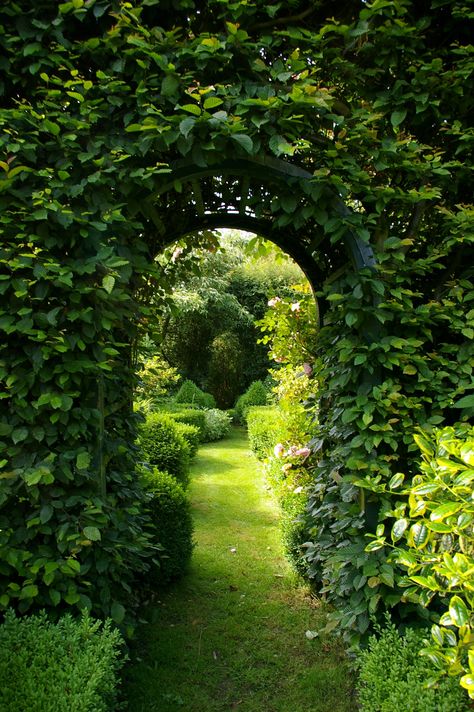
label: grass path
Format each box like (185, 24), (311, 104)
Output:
(124, 427), (355, 712)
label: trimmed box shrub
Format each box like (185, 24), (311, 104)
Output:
(138, 413), (190, 488)
(0, 610), (125, 712)
(141, 468), (194, 586)
(356, 618), (471, 712)
(174, 380), (216, 409)
(173, 422), (200, 458)
(167, 408), (207, 441)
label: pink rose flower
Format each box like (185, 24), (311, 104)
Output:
(268, 297), (282, 307)
(273, 443), (285, 458)
(295, 447), (311, 459)
(302, 363), (312, 376)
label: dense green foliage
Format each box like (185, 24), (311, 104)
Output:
(0, 610), (124, 712)
(174, 380), (216, 409)
(140, 468), (193, 586)
(246, 406), (283, 461)
(138, 413), (190, 488)
(356, 619), (470, 712)
(362, 424), (474, 697)
(173, 422), (200, 459)
(0, 0), (471, 650)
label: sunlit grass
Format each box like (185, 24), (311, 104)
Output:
(124, 427), (355, 712)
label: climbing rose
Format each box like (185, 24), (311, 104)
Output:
(171, 246), (183, 262)
(274, 443), (285, 458)
(286, 445), (300, 457)
(295, 447), (311, 458)
(302, 363), (312, 376)
(290, 302), (300, 311)
(268, 296), (281, 307)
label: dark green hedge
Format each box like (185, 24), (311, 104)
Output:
(140, 468), (194, 587)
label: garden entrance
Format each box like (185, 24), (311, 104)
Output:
(1, 4), (472, 704)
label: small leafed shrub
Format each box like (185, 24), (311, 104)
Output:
(173, 422), (200, 458)
(356, 619), (471, 712)
(0, 610), (125, 712)
(202, 408), (232, 442)
(166, 408), (207, 441)
(140, 468), (194, 586)
(234, 380), (268, 423)
(138, 413), (190, 487)
(174, 380), (216, 409)
(246, 406), (284, 460)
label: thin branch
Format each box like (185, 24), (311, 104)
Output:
(402, 201), (429, 254)
(249, 6), (316, 31)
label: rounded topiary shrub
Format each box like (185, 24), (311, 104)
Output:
(235, 380), (268, 423)
(174, 380), (216, 409)
(138, 413), (190, 487)
(141, 468), (194, 587)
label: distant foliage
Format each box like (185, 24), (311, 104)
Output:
(138, 413), (191, 488)
(202, 408), (232, 442)
(235, 381), (268, 423)
(135, 355), (180, 403)
(140, 468), (194, 586)
(207, 331), (243, 409)
(175, 380), (216, 409)
(0, 611), (125, 712)
(356, 619), (470, 712)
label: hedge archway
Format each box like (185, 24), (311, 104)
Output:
(0, 1), (472, 640)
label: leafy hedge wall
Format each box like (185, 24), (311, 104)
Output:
(0, 0), (472, 644)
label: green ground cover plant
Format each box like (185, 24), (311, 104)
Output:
(124, 428), (354, 712)
(0, 610), (125, 712)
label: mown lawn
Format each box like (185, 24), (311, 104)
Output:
(124, 427), (355, 712)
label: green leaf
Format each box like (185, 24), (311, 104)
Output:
(449, 595), (469, 627)
(179, 117), (195, 138)
(389, 472), (405, 489)
(83, 526), (101, 541)
(231, 134), (254, 154)
(181, 104), (201, 116)
(161, 75), (179, 96)
(12, 427), (28, 444)
(111, 601), (125, 624)
(453, 394), (474, 409)
(40, 505), (53, 524)
(410, 523), (429, 549)
(391, 109), (407, 127)
(430, 502), (462, 521)
(19, 584), (39, 600)
(269, 134), (295, 156)
(102, 275), (115, 293)
(391, 518), (408, 542)
(76, 452), (90, 470)
(203, 96), (224, 110)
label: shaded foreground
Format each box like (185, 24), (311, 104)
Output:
(124, 427), (354, 712)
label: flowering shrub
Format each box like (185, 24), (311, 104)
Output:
(202, 408), (232, 442)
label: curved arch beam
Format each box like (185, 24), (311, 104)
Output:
(144, 155), (377, 272)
